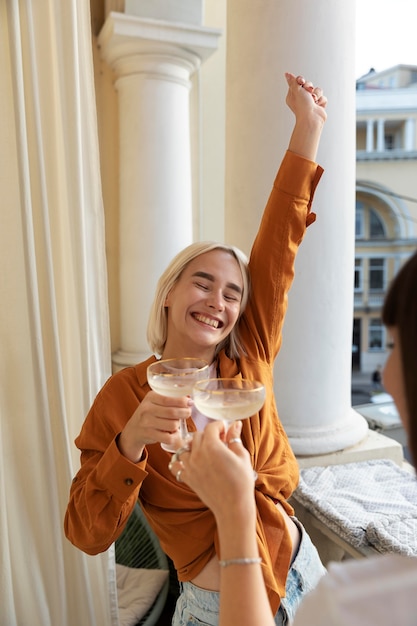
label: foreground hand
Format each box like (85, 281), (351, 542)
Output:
(168, 421), (256, 521)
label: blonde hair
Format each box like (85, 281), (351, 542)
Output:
(147, 241), (250, 358)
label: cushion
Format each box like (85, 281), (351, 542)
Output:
(116, 563), (169, 626)
(294, 459), (417, 554)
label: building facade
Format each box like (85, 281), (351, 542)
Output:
(354, 65), (417, 373)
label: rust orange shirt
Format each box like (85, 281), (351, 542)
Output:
(64, 150), (323, 614)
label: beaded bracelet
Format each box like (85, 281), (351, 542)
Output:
(219, 557), (262, 568)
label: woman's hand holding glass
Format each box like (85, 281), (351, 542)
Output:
(172, 378), (266, 481)
(116, 388), (193, 463)
(147, 358), (209, 452)
(169, 420), (256, 522)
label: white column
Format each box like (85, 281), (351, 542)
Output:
(98, 13), (221, 368)
(226, 0), (368, 456)
(366, 118), (374, 151)
(377, 118), (385, 151)
(405, 117), (415, 151)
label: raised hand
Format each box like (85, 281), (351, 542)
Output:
(284, 72), (328, 161)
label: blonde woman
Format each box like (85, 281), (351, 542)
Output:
(65, 72), (328, 625)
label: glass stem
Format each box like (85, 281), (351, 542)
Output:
(180, 418), (189, 443)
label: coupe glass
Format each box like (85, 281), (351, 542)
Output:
(193, 378), (266, 430)
(147, 357), (209, 452)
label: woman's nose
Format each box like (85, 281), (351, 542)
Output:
(207, 291), (224, 311)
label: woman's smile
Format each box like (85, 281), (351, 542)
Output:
(192, 313), (223, 329)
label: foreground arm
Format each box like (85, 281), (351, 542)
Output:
(169, 421), (275, 626)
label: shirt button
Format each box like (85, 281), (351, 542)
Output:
(124, 478), (133, 486)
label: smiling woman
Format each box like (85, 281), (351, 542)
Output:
(64, 72), (328, 626)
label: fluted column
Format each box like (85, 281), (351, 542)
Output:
(226, 0), (368, 456)
(98, 13), (221, 368)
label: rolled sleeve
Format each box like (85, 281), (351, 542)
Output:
(97, 437), (148, 501)
(275, 151), (324, 222)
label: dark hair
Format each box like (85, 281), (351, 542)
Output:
(382, 250), (417, 466)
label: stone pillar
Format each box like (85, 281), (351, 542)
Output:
(405, 117), (415, 151)
(225, 0), (368, 456)
(377, 118), (385, 151)
(98, 13), (221, 368)
(366, 118), (374, 151)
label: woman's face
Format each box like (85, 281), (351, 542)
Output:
(163, 250), (244, 361)
(383, 327), (410, 433)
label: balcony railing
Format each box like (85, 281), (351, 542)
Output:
(354, 292), (385, 309)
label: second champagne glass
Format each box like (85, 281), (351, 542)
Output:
(147, 357), (209, 452)
(193, 378), (266, 430)
(193, 378), (265, 480)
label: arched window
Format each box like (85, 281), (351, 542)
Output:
(369, 208), (386, 238)
(355, 201), (387, 240)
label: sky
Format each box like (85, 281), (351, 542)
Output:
(355, 0), (417, 78)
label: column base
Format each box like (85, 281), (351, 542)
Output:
(112, 349), (151, 373)
(287, 408), (369, 456)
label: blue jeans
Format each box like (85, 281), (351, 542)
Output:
(171, 518), (326, 626)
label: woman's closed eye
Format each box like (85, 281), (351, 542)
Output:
(195, 281), (209, 291)
(224, 293), (240, 303)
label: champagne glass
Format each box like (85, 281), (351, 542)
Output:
(193, 378), (266, 430)
(193, 378), (265, 480)
(147, 358), (209, 452)
(193, 378), (265, 481)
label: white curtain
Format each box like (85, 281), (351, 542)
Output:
(0, 1), (117, 624)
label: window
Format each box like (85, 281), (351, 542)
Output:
(384, 133), (394, 150)
(369, 318), (383, 350)
(369, 258), (385, 290)
(355, 202), (364, 238)
(355, 201), (387, 241)
(354, 258), (363, 290)
(369, 209), (386, 238)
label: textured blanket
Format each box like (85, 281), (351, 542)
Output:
(294, 459), (417, 556)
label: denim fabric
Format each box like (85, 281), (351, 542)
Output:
(172, 581), (220, 626)
(275, 518), (326, 625)
(171, 518), (326, 626)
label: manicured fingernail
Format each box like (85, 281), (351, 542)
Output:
(234, 420), (242, 435)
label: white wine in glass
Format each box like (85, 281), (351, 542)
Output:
(147, 357), (209, 452)
(193, 378), (265, 481)
(193, 378), (266, 428)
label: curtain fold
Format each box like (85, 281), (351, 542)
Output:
(1, 1), (117, 624)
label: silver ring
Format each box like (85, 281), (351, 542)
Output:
(176, 469), (183, 483)
(171, 445), (190, 464)
(228, 437), (242, 445)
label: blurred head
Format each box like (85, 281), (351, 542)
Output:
(147, 242), (250, 359)
(382, 250), (417, 466)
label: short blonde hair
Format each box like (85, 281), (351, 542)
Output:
(147, 241), (250, 358)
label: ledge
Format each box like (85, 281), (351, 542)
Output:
(296, 429), (404, 469)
